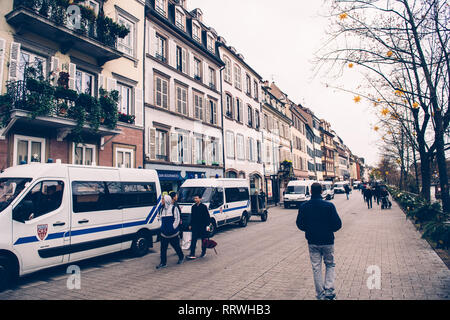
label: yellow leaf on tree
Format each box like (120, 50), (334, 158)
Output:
(348, 63), (354, 68)
(339, 13), (348, 20)
(387, 51), (394, 57)
(354, 96), (361, 103)
(381, 108), (390, 116)
(413, 102), (419, 109)
(374, 126), (379, 131)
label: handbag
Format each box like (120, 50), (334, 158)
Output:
(181, 231), (192, 250)
(202, 238), (218, 254)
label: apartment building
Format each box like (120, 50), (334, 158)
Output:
(218, 38), (264, 193)
(0, 0), (145, 170)
(144, 0), (224, 192)
(320, 119), (336, 181)
(290, 104), (309, 180)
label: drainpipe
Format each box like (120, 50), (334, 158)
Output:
(219, 65), (226, 177)
(142, 11), (147, 169)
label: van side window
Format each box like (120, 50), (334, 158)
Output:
(72, 182), (109, 213)
(122, 182), (158, 208)
(21, 181), (64, 220)
(225, 187), (249, 203)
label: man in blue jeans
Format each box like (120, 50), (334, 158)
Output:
(296, 183), (342, 300)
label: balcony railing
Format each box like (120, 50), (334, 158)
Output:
(7, 0), (129, 64)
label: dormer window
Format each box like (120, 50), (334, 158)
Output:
(192, 22), (201, 42)
(175, 9), (184, 30)
(155, 0), (166, 17)
(207, 34), (215, 53)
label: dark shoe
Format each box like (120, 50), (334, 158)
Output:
(186, 256), (196, 260)
(325, 294), (336, 300)
(200, 251), (206, 258)
(156, 263), (167, 269)
(177, 256), (185, 264)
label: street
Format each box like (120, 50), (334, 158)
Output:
(0, 193), (449, 300)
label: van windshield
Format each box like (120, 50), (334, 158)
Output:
(0, 178), (32, 213)
(178, 187), (214, 204)
(287, 186), (306, 194)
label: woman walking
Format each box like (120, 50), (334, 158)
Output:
(156, 195), (184, 269)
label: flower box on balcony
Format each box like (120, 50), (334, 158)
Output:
(118, 112), (135, 125)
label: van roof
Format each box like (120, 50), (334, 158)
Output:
(287, 180), (316, 186)
(181, 178), (248, 188)
(0, 163), (158, 181)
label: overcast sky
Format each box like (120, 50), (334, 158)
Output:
(188, 0), (381, 167)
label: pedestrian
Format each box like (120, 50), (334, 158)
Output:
(363, 187), (373, 209)
(344, 184), (351, 200)
(374, 185), (381, 205)
(156, 195), (184, 269)
(170, 191), (184, 240)
(186, 195), (211, 260)
(296, 182), (342, 300)
(259, 189), (266, 209)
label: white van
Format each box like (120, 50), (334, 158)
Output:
(0, 163), (161, 289)
(177, 179), (250, 236)
(334, 181), (349, 194)
(283, 180), (316, 208)
(321, 181), (335, 200)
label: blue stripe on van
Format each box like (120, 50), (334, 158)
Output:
(212, 205), (249, 215)
(13, 196), (163, 246)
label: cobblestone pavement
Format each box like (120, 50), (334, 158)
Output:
(0, 193), (449, 300)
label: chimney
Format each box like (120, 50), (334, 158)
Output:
(237, 53), (245, 61)
(217, 36), (227, 45)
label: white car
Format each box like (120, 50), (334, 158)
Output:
(321, 181), (335, 200)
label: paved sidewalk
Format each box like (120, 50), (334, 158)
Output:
(0, 193), (449, 300)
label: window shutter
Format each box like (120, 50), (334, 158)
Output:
(8, 42), (21, 82)
(50, 56), (59, 86)
(218, 139), (223, 166)
(0, 38), (6, 94)
(205, 138), (211, 166)
(192, 136), (197, 164)
(183, 133), (190, 164)
(169, 40), (176, 68)
(134, 88), (143, 127)
(149, 128), (156, 160)
(107, 77), (117, 92)
(97, 74), (104, 96)
(170, 132), (178, 163)
(205, 99), (211, 124)
(246, 137), (250, 161)
(68, 63), (77, 90)
(181, 48), (187, 73)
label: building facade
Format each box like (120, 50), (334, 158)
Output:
(218, 38), (264, 194)
(290, 104), (309, 180)
(320, 119), (336, 181)
(144, 0), (224, 193)
(0, 0), (145, 170)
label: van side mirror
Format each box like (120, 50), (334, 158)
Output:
(13, 200), (34, 223)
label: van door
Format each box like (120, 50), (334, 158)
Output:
(68, 168), (123, 262)
(209, 188), (225, 226)
(224, 187), (248, 224)
(12, 180), (69, 272)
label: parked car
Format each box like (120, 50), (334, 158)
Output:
(334, 181), (349, 194)
(321, 181), (335, 200)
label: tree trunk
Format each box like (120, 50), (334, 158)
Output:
(434, 129), (450, 213)
(419, 151), (431, 202)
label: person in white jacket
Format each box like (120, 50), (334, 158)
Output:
(156, 195), (184, 269)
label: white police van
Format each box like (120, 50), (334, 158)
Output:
(177, 179), (250, 237)
(0, 163), (162, 289)
(321, 181), (335, 200)
(283, 180), (316, 208)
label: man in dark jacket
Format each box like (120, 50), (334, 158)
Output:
(186, 195), (211, 260)
(364, 187), (373, 209)
(296, 183), (342, 300)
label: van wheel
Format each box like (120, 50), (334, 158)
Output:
(207, 220), (217, 238)
(239, 213), (248, 228)
(131, 233), (150, 257)
(0, 257), (13, 291)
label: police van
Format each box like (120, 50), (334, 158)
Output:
(321, 181), (335, 200)
(283, 180), (316, 208)
(0, 163), (162, 289)
(177, 179), (250, 237)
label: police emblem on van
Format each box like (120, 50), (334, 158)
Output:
(37, 224), (48, 241)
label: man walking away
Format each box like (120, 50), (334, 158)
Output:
(344, 184), (351, 200)
(364, 187), (373, 209)
(156, 195), (184, 269)
(186, 195), (210, 260)
(296, 183), (342, 300)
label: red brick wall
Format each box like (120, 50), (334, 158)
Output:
(0, 140), (8, 170)
(99, 125), (144, 168)
(48, 139), (69, 164)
